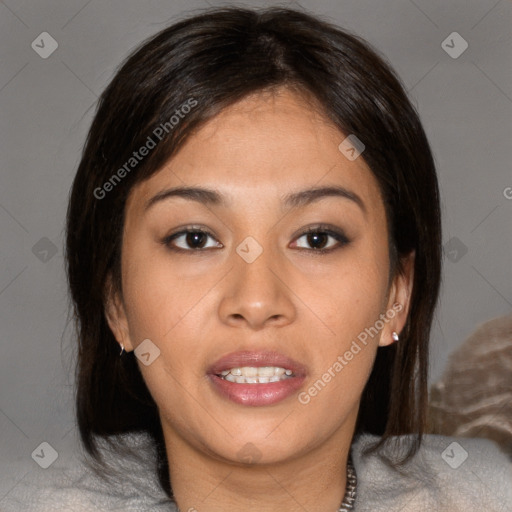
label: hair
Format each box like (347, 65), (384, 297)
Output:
(65, 5), (442, 497)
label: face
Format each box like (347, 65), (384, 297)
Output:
(106, 88), (413, 467)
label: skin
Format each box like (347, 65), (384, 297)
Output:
(106, 87), (414, 512)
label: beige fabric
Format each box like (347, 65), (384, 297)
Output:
(2, 431), (511, 511)
(429, 312), (512, 458)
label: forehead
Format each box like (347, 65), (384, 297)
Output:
(128, 88), (385, 216)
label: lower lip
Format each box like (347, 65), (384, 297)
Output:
(208, 374), (306, 406)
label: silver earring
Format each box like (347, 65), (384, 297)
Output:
(392, 331), (399, 342)
(119, 343), (125, 356)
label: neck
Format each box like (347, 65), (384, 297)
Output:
(164, 421), (356, 512)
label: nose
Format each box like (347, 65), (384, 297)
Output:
(218, 243), (296, 330)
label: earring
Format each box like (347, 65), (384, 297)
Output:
(392, 331), (399, 342)
(119, 343), (125, 356)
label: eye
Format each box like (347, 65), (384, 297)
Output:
(291, 225), (350, 253)
(162, 224), (350, 254)
(163, 228), (223, 252)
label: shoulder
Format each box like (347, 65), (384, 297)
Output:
(352, 432), (512, 512)
(1, 433), (176, 512)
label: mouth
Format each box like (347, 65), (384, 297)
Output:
(207, 351), (307, 406)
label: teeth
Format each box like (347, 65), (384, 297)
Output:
(217, 366), (295, 384)
(242, 367), (258, 377)
(257, 367), (275, 377)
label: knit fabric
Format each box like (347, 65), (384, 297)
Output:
(2, 432), (511, 511)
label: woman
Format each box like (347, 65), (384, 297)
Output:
(5, 6), (511, 512)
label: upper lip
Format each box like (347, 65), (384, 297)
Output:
(208, 350), (308, 377)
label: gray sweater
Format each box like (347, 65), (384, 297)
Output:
(2, 432), (511, 511)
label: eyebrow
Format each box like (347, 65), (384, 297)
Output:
(144, 185), (366, 214)
(145, 186), (226, 211)
(281, 185), (366, 214)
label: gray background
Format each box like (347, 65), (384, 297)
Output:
(1, 0), (511, 500)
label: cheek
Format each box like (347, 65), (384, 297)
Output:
(295, 242), (390, 395)
(294, 259), (389, 427)
(299, 243), (390, 344)
(120, 243), (219, 396)
(121, 253), (212, 426)
(121, 239), (215, 342)
(301, 272), (385, 395)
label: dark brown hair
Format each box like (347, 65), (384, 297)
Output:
(66, 5), (442, 496)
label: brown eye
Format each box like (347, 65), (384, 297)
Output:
(305, 232), (330, 250)
(164, 229), (222, 251)
(293, 225), (350, 252)
(185, 232), (208, 249)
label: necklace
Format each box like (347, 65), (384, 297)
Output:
(174, 453), (357, 511)
(338, 453), (357, 511)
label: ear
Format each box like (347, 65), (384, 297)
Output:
(379, 251), (415, 347)
(104, 275), (134, 352)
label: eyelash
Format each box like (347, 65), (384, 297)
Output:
(161, 224), (350, 255)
